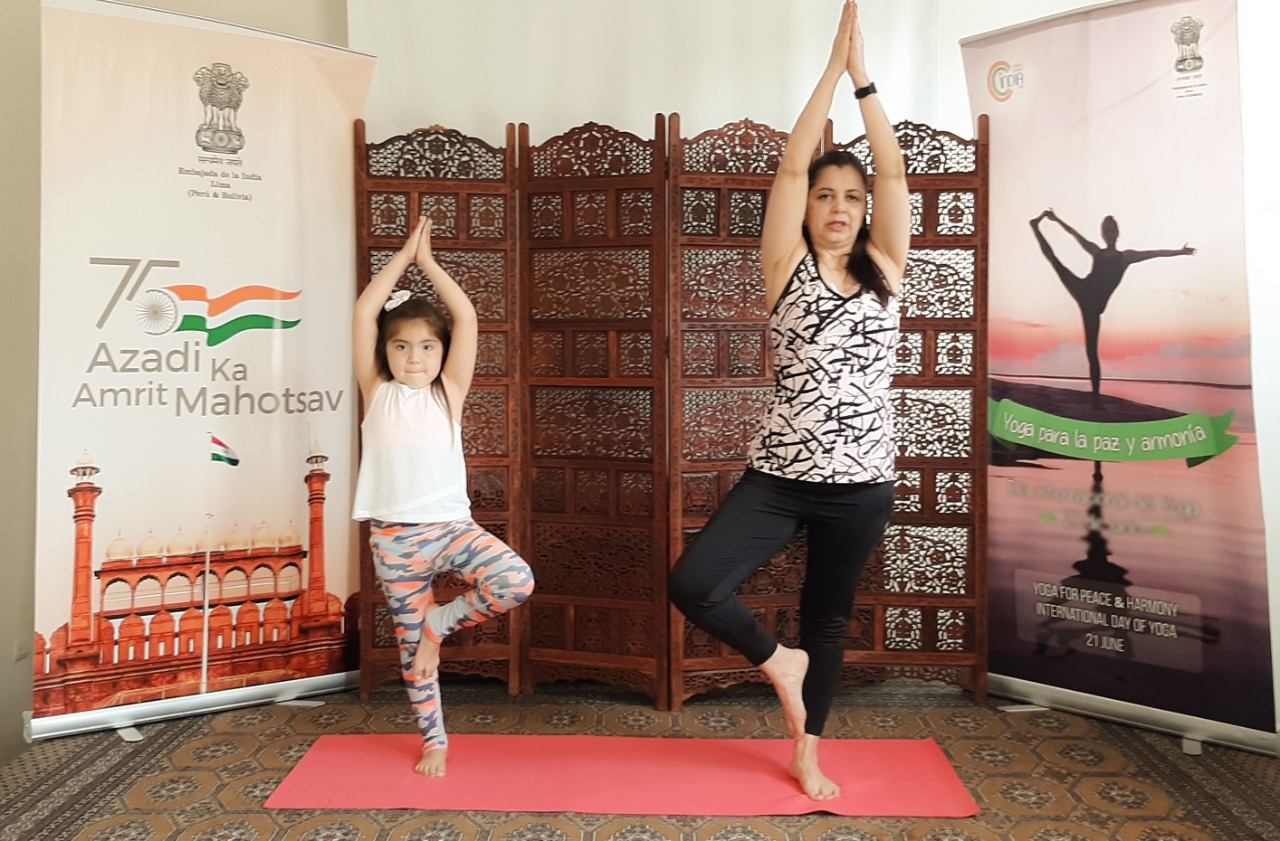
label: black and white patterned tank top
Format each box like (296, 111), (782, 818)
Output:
(747, 250), (900, 483)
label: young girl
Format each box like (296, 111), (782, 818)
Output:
(352, 216), (534, 777)
(670, 1), (910, 802)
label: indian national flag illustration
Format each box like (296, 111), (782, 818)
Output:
(134, 284), (301, 347)
(210, 435), (240, 466)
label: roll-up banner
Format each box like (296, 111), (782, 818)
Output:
(35, 0), (374, 723)
(963, 0), (1272, 732)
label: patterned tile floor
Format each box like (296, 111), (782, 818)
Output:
(1, 678), (1277, 840)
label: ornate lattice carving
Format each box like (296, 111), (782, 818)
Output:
(620, 610), (655, 657)
(532, 603), (566, 649)
(681, 388), (771, 461)
(619, 471), (654, 518)
(367, 127), (506, 180)
(531, 123), (655, 178)
(573, 191), (608, 238)
(681, 249), (765, 321)
(531, 249), (652, 320)
(682, 189), (718, 236)
(901, 250), (975, 320)
(681, 331), (717, 377)
(886, 607), (923, 650)
(532, 387), (654, 459)
(879, 525), (969, 595)
(617, 332), (653, 377)
(843, 121), (976, 176)
(461, 387), (508, 456)
(420, 194), (458, 238)
(574, 608), (611, 653)
(530, 193), (564, 239)
(574, 470), (610, 515)
(894, 469), (922, 514)
(369, 193), (408, 238)
(728, 190), (765, 237)
(468, 467), (508, 511)
(468, 195), (507, 238)
(938, 608), (970, 652)
(531, 331), (565, 377)
(683, 623), (721, 658)
(896, 331), (924, 376)
(436, 250), (508, 321)
(936, 471), (973, 515)
(850, 605), (875, 649)
(681, 119), (787, 175)
(532, 468), (567, 514)
(892, 388), (972, 459)
(618, 189), (654, 237)
(530, 524), (653, 598)
(737, 534), (807, 597)
(909, 192), (924, 236)
(727, 330), (765, 378)
(938, 191), (976, 236)
(936, 331), (975, 376)
(681, 473), (719, 518)
(372, 604), (396, 648)
(573, 332), (610, 378)
(475, 331), (508, 377)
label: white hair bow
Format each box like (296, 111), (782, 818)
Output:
(384, 288), (412, 311)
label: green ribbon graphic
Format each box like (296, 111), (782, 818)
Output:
(989, 399), (1237, 466)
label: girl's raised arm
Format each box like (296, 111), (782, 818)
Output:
(354, 218), (425, 405)
(847, 2), (909, 294)
(760, 2), (854, 310)
(415, 220), (477, 418)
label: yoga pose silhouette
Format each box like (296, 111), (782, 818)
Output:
(1030, 209), (1195, 400)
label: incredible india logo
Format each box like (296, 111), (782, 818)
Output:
(988, 60), (1024, 102)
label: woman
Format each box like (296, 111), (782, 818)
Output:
(670, 1), (909, 801)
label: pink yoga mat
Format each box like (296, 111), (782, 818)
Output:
(266, 734), (979, 817)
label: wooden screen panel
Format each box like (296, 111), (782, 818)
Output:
(354, 122), (523, 698)
(519, 118), (671, 704)
(668, 115), (989, 707)
(667, 115), (803, 706)
(832, 118), (990, 699)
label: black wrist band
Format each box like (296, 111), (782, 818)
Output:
(854, 81), (877, 100)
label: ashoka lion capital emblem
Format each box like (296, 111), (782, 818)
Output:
(1170, 16), (1205, 73)
(194, 62), (249, 154)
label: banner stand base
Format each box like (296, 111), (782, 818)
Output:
(990, 674), (1278, 757)
(28, 671), (357, 741)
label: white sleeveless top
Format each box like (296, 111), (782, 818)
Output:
(352, 380), (471, 523)
(747, 250), (899, 483)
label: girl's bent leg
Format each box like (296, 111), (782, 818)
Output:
(369, 523), (452, 757)
(424, 520), (534, 643)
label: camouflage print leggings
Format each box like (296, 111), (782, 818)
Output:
(370, 519), (534, 750)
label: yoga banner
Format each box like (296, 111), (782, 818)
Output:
(35, 0), (374, 718)
(963, 0), (1274, 731)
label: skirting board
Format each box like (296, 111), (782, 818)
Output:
(989, 674), (1279, 757)
(27, 671), (358, 741)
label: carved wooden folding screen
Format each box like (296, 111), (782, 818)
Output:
(667, 115), (989, 707)
(354, 121), (523, 697)
(517, 119), (671, 703)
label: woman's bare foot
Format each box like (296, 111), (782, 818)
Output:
(760, 645), (809, 739)
(789, 734), (840, 800)
(415, 745), (447, 777)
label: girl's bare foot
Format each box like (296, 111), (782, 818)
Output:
(760, 645), (809, 739)
(410, 607), (442, 680)
(789, 734), (840, 800)
(415, 745), (447, 777)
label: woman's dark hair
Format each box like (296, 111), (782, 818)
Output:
(803, 150), (892, 307)
(375, 295), (453, 419)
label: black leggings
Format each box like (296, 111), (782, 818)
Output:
(669, 468), (894, 736)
